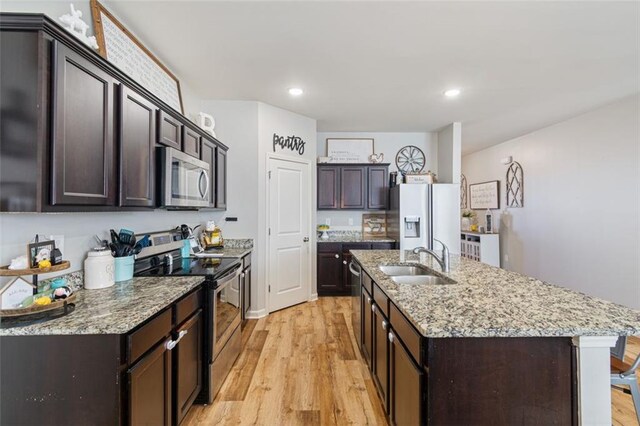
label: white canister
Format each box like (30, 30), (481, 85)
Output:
(84, 248), (115, 290)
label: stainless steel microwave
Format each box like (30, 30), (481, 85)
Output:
(158, 147), (211, 208)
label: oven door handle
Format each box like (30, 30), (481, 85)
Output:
(216, 265), (241, 289)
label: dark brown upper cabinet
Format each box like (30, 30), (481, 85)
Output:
(318, 166), (340, 209)
(157, 110), (182, 150)
(317, 164), (389, 211)
(51, 41), (116, 207)
(119, 85), (156, 207)
(0, 15), (231, 212)
(216, 147), (227, 209)
(183, 126), (201, 158)
(341, 167), (367, 209)
(200, 138), (217, 207)
(367, 166), (389, 209)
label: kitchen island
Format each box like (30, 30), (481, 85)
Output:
(351, 250), (640, 425)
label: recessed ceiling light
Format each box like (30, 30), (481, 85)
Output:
(444, 88), (461, 98)
(288, 87), (304, 96)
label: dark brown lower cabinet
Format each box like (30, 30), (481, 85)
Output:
(361, 288), (374, 369)
(318, 242), (395, 296)
(389, 329), (424, 426)
(129, 337), (173, 426)
(372, 304), (389, 412)
(175, 310), (203, 425)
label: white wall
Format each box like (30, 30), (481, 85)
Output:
(437, 123), (462, 184)
(317, 132), (438, 229)
(199, 101), (317, 316)
(0, 0), (202, 119)
(0, 210), (223, 285)
(462, 94), (640, 309)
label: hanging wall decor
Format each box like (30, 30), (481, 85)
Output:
(460, 173), (468, 209)
(506, 161), (524, 207)
(395, 145), (426, 173)
(469, 180), (500, 210)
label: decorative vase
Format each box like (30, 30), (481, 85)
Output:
(461, 217), (471, 231)
(320, 230), (329, 239)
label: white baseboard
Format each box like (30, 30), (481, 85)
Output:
(245, 308), (268, 319)
(309, 293), (318, 301)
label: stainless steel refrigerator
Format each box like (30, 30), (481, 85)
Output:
(387, 184), (460, 253)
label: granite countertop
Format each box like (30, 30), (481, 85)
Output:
(221, 247), (252, 258)
(351, 250), (640, 338)
(0, 276), (203, 336)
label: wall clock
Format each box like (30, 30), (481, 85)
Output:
(395, 145), (425, 173)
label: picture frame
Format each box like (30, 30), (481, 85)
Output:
(90, 0), (184, 113)
(27, 240), (56, 269)
(326, 138), (374, 163)
(469, 180), (500, 210)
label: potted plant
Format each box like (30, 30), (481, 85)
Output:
(461, 210), (475, 231)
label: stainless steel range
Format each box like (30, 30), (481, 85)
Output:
(133, 229), (243, 404)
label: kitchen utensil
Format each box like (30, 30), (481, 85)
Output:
(110, 229), (120, 244)
(118, 229), (135, 246)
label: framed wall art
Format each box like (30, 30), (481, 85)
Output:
(469, 180), (500, 210)
(91, 0), (183, 113)
(326, 138), (374, 163)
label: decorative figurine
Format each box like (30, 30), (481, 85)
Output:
(59, 4), (99, 50)
(369, 153), (384, 163)
(198, 112), (217, 137)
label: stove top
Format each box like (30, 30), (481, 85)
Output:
(134, 252), (240, 280)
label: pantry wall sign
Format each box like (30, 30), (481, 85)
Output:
(273, 133), (306, 155)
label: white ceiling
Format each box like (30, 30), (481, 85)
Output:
(104, 1), (639, 154)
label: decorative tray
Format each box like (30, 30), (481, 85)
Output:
(0, 293), (77, 318)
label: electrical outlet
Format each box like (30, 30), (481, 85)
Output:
(50, 234), (65, 254)
(348, 218), (354, 226)
(504, 254), (509, 262)
(325, 218), (331, 226)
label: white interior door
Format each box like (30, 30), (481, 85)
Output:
(268, 156), (311, 312)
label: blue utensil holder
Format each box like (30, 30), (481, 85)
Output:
(114, 255), (134, 282)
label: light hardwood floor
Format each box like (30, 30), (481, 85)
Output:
(183, 297), (387, 426)
(184, 297), (639, 425)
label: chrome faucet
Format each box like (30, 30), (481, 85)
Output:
(413, 239), (450, 272)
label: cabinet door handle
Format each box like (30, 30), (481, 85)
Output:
(241, 273), (245, 278)
(371, 304), (376, 313)
(367, 297), (372, 304)
(388, 332), (394, 343)
(334, 254), (339, 259)
(165, 329), (188, 351)
(343, 260), (347, 265)
(382, 320), (388, 330)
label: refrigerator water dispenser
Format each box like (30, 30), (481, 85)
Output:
(404, 216), (421, 238)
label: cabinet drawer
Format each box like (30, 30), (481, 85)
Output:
(373, 283), (389, 317)
(128, 308), (172, 364)
(242, 253), (252, 269)
(362, 272), (373, 294)
(175, 288), (203, 327)
(389, 302), (423, 365)
(318, 242), (341, 253)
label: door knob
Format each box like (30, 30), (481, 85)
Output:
(334, 254), (339, 259)
(303, 237), (309, 242)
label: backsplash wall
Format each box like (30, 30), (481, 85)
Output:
(0, 210), (231, 285)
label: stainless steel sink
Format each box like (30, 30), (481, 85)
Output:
(379, 265), (434, 276)
(391, 275), (455, 285)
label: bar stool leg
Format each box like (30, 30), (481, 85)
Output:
(629, 378), (640, 424)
